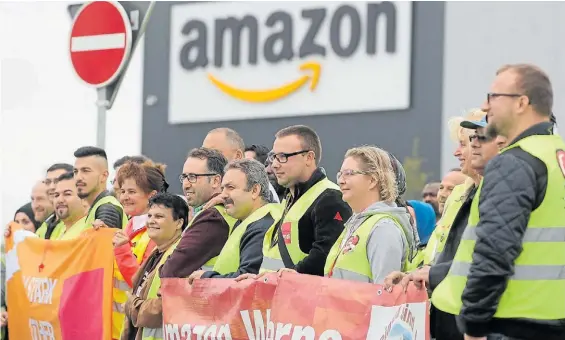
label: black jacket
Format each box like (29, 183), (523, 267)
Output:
(201, 212), (275, 279)
(267, 168), (352, 276)
(457, 122), (565, 339)
(90, 190), (124, 229)
(429, 185), (476, 340)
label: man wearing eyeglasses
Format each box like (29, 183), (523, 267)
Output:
(431, 64), (565, 340)
(240, 125), (352, 277)
(159, 147), (238, 279)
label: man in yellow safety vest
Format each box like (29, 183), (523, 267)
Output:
(432, 64), (565, 340)
(188, 159), (281, 283)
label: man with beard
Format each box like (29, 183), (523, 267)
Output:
(160, 148), (238, 279)
(187, 159), (281, 283)
(51, 172), (88, 240)
(73, 146), (127, 229)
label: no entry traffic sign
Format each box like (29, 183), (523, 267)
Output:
(69, 1), (132, 88)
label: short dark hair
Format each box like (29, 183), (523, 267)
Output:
(56, 171), (75, 182)
(244, 144), (270, 165)
(496, 64), (553, 117)
(47, 163), (73, 173)
(275, 125), (322, 165)
(113, 155), (149, 170)
(187, 147), (228, 177)
(74, 146), (107, 159)
(149, 193), (189, 231)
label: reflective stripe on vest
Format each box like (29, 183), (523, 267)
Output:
(260, 178), (340, 273)
(141, 240), (181, 340)
(421, 182), (470, 266)
(212, 203), (282, 275)
(324, 213), (409, 282)
(432, 134), (565, 320)
(142, 326), (163, 340)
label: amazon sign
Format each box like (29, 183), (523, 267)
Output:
(168, 1), (412, 123)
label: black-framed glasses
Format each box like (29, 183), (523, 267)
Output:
(336, 169), (369, 181)
(486, 92), (523, 104)
(267, 150), (311, 164)
(469, 134), (492, 143)
(179, 173), (218, 183)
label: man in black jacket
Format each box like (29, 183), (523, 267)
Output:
(452, 65), (565, 340)
(385, 112), (507, 340)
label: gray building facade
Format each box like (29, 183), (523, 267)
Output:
(142, 1), (445, 198)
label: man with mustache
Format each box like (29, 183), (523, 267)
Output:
(51, 172), (88, 240)
(73, 146), (127, 230)
(187, 159), (281, 283)
(34, 163), (74, 239)
(160, 147), (238, 278)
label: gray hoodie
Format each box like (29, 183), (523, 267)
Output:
(335, 201), (415, 284)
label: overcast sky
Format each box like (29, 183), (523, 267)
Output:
(0, 1), (143, 226)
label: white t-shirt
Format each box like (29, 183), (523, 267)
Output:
(269, 183), (280, 203)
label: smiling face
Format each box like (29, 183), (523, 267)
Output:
(220, 168), (259, 220)
(31, 181), (53, 222)
(337, 156), (375, 208)
(14, 212), (36, 232)
(120, 178), (153, 217)
(53, 178), (85, 221)
(146, 204), (182, 245)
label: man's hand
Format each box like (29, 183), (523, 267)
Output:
(384, 271), (408, 291)
(92, 219), (109, 230)
(464, 335), (486, 340)
(234, 273), (257, 282)
(0, 311), (7, 327)
(188, 270), (205, 285)
(202, 195), (224, 210)
(112, 231), (129, 247)
(277, 268), (297, 277)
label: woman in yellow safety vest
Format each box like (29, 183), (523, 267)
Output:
(324, 146), (416, 284)
(121, 193), (188, 340)
(112, 161), (169, 339)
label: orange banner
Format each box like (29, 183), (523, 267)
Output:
(162, 273), (430, 340)
(5, 222), (116, 340)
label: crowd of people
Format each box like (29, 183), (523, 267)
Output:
(2, 62), (564, 340)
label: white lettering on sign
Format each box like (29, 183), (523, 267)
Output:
(23, 276), (58, 305)
(29, 318), (55, 340)
(164, 323), (232, 339)
(168, 1), (413, 123)
(163, 308), (342, 339)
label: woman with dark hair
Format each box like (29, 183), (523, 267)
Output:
(14, 202), (41, 232)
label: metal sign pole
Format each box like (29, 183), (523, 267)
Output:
(96, 87), (109, 149)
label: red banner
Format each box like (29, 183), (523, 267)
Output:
(162, 273), (430, 340)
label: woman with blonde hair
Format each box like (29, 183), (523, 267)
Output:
(324, 145), (415, 284)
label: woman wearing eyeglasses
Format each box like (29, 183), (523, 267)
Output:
(324, 145), (416, 284)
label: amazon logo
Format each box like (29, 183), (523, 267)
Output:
(177, 2), (399, 103)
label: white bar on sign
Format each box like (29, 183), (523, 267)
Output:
(71, 33), (125, 52)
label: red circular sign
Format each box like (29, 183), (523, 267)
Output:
(69, 1), (132, 88)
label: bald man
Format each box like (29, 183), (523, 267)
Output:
(32, 180), (66, 239)
(437, 169), (467, 214)
(73, 146), (126, 229)
(202, 128), (280, 203)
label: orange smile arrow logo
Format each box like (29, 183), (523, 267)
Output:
(207, 62), (322, 103)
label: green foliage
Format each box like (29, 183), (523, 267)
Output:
(402, 137), (433, 200)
